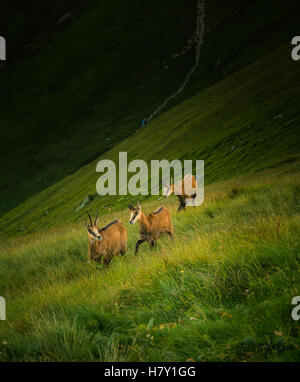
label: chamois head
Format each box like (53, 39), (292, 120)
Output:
(163, 183), (174, 198)
(128, 202), (142, 224)
(85, 211), (102, 241)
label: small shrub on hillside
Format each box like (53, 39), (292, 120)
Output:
(228, 186), (246, 199)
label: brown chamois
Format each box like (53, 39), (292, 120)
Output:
(163, 173), (197, 211)
(128, 202), (174, 255)
(85, 211), (127, 266)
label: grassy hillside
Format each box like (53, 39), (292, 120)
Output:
(0, 0), (299, 216)
(0, 160), (299, 361)
(0, 1), (299, 363)
(0, 42), (299, 238)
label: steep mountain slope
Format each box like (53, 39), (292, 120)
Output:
(0, 0), (299, 216)
(0, 1), (300, 363)
(0, 42), (299, 238)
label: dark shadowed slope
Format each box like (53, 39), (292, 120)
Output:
(0, 0), (299, 216)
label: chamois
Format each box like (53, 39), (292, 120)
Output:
(85, 211), (127, 266)
(128, 202), (174, 255)
(163, 173), (197, 211)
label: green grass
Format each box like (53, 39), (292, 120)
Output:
(1, 0), (299, 216)
(0, 161), (299, 361)
(0, 0), (300, 362)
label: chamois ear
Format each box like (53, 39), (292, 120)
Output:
(128, 203), (134, 210)
(137, 201), (141, 210)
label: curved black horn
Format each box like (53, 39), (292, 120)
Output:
(94, 209), (99, 226)
(86, 211), (93, 226)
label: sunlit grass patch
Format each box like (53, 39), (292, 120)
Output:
(0, 165), (299, 361)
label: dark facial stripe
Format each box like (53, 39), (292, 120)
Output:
(130, 210), (139, 223)
(88, 228), (99, 239)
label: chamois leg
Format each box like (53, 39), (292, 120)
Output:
(94, 254), (110, 267)
(160, 230), (174, 239)
(177, 196), (184, 212)
(149, 239), (157, 250)
(178, 197), (186, 211)
(93, 254), (101, 263)
(168, 230), (174, 239)
(103, 259), (111, 267)
(192, 193), (197, 206)
(135, 239), (145, 255)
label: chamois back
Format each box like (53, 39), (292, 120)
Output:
(173, 174), (197, 198)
